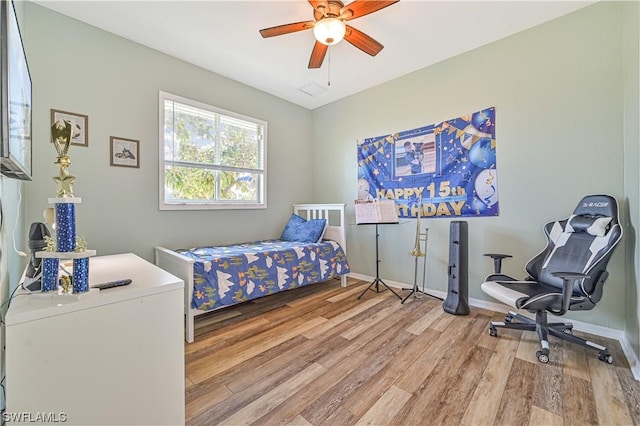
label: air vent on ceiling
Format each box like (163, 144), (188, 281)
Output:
(299, 82), (328, 97)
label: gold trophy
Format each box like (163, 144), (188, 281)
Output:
(36, 118), (96, 296)
(51, 119), (76, 197)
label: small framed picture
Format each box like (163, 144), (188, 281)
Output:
(110, 136), (139, 168)
(50, 109), (89, 147)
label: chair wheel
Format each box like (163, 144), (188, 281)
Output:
(562, 328), (573, 335)
(598, 351), (613, 364)
(504, 314), (514, 323)
(536, 350), (549, 363)
(489, 326), (497, 337)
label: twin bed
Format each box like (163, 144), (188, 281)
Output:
(154, 204), (350, 342)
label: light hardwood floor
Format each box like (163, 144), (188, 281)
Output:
(185, 278), (640, 426)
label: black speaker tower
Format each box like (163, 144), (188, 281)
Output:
(443, 220), (470, 315)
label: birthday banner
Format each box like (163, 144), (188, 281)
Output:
(357, 107), (498, 219)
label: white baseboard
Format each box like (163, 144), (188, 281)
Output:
(347, 272), (640, 380)
(619, 335), (640, 380)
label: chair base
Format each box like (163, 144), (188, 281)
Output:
(489, 310), (613, 364)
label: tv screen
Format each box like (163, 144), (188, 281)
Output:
(0, 0), (32, 180)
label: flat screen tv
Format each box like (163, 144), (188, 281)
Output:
(0, 0), (31, 180)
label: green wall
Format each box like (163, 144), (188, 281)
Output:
(311, 1), (631, 330)
(623, 1), (640, 357)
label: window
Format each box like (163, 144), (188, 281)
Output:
(159, 92), (266, 210)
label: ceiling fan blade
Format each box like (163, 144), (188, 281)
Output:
(339, 0), (399, 21)
(308, 0), (330, 17)
(259, 21), (315, 38)
(308, 41), (329, 69)
(344, 25), (383, 56)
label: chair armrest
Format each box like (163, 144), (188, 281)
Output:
(551, 271), (590, 315)
(483, 253), (513, 273)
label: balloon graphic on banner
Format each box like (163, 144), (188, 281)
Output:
(474, 169), (498, 207)
(469, 137), (496, 168)
(471, 108), (495, 134)
(358, 178), (373, 200)
(472, 197), (489, 213)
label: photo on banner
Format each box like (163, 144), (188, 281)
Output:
(357, 107), (498, 219)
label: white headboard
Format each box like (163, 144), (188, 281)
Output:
(293, 204), (347, 254)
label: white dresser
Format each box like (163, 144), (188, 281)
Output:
(5, 253), (185, 425)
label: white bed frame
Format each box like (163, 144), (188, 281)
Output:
(155, 203), (348, 343)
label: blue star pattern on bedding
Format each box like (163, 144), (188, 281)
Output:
(178, 239), (350, 311)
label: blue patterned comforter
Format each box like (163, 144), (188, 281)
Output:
(177, 239), (350, 311)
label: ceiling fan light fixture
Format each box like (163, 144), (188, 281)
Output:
(313, 17), (346, 46)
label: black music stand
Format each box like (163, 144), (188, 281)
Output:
(357, 222), (402, 300)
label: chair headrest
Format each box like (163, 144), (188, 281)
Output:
(573, 194), (618, 218)
(564, 195), (618, 237)
(565, 215), (612, 237)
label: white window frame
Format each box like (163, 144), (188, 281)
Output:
(158, 91), (267, 210)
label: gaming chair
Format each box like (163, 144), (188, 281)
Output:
(481, 194), (622, 364)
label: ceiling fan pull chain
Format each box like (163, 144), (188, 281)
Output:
(328, 48), (331, 87)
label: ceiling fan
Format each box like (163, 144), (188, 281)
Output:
(259, 0), (399, 69)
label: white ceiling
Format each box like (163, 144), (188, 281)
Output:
(33, 0), (593, 110)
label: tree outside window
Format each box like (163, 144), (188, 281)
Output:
(159, 92), (266, 210)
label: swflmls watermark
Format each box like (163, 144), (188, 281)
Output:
(2, 412), (67, 423)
